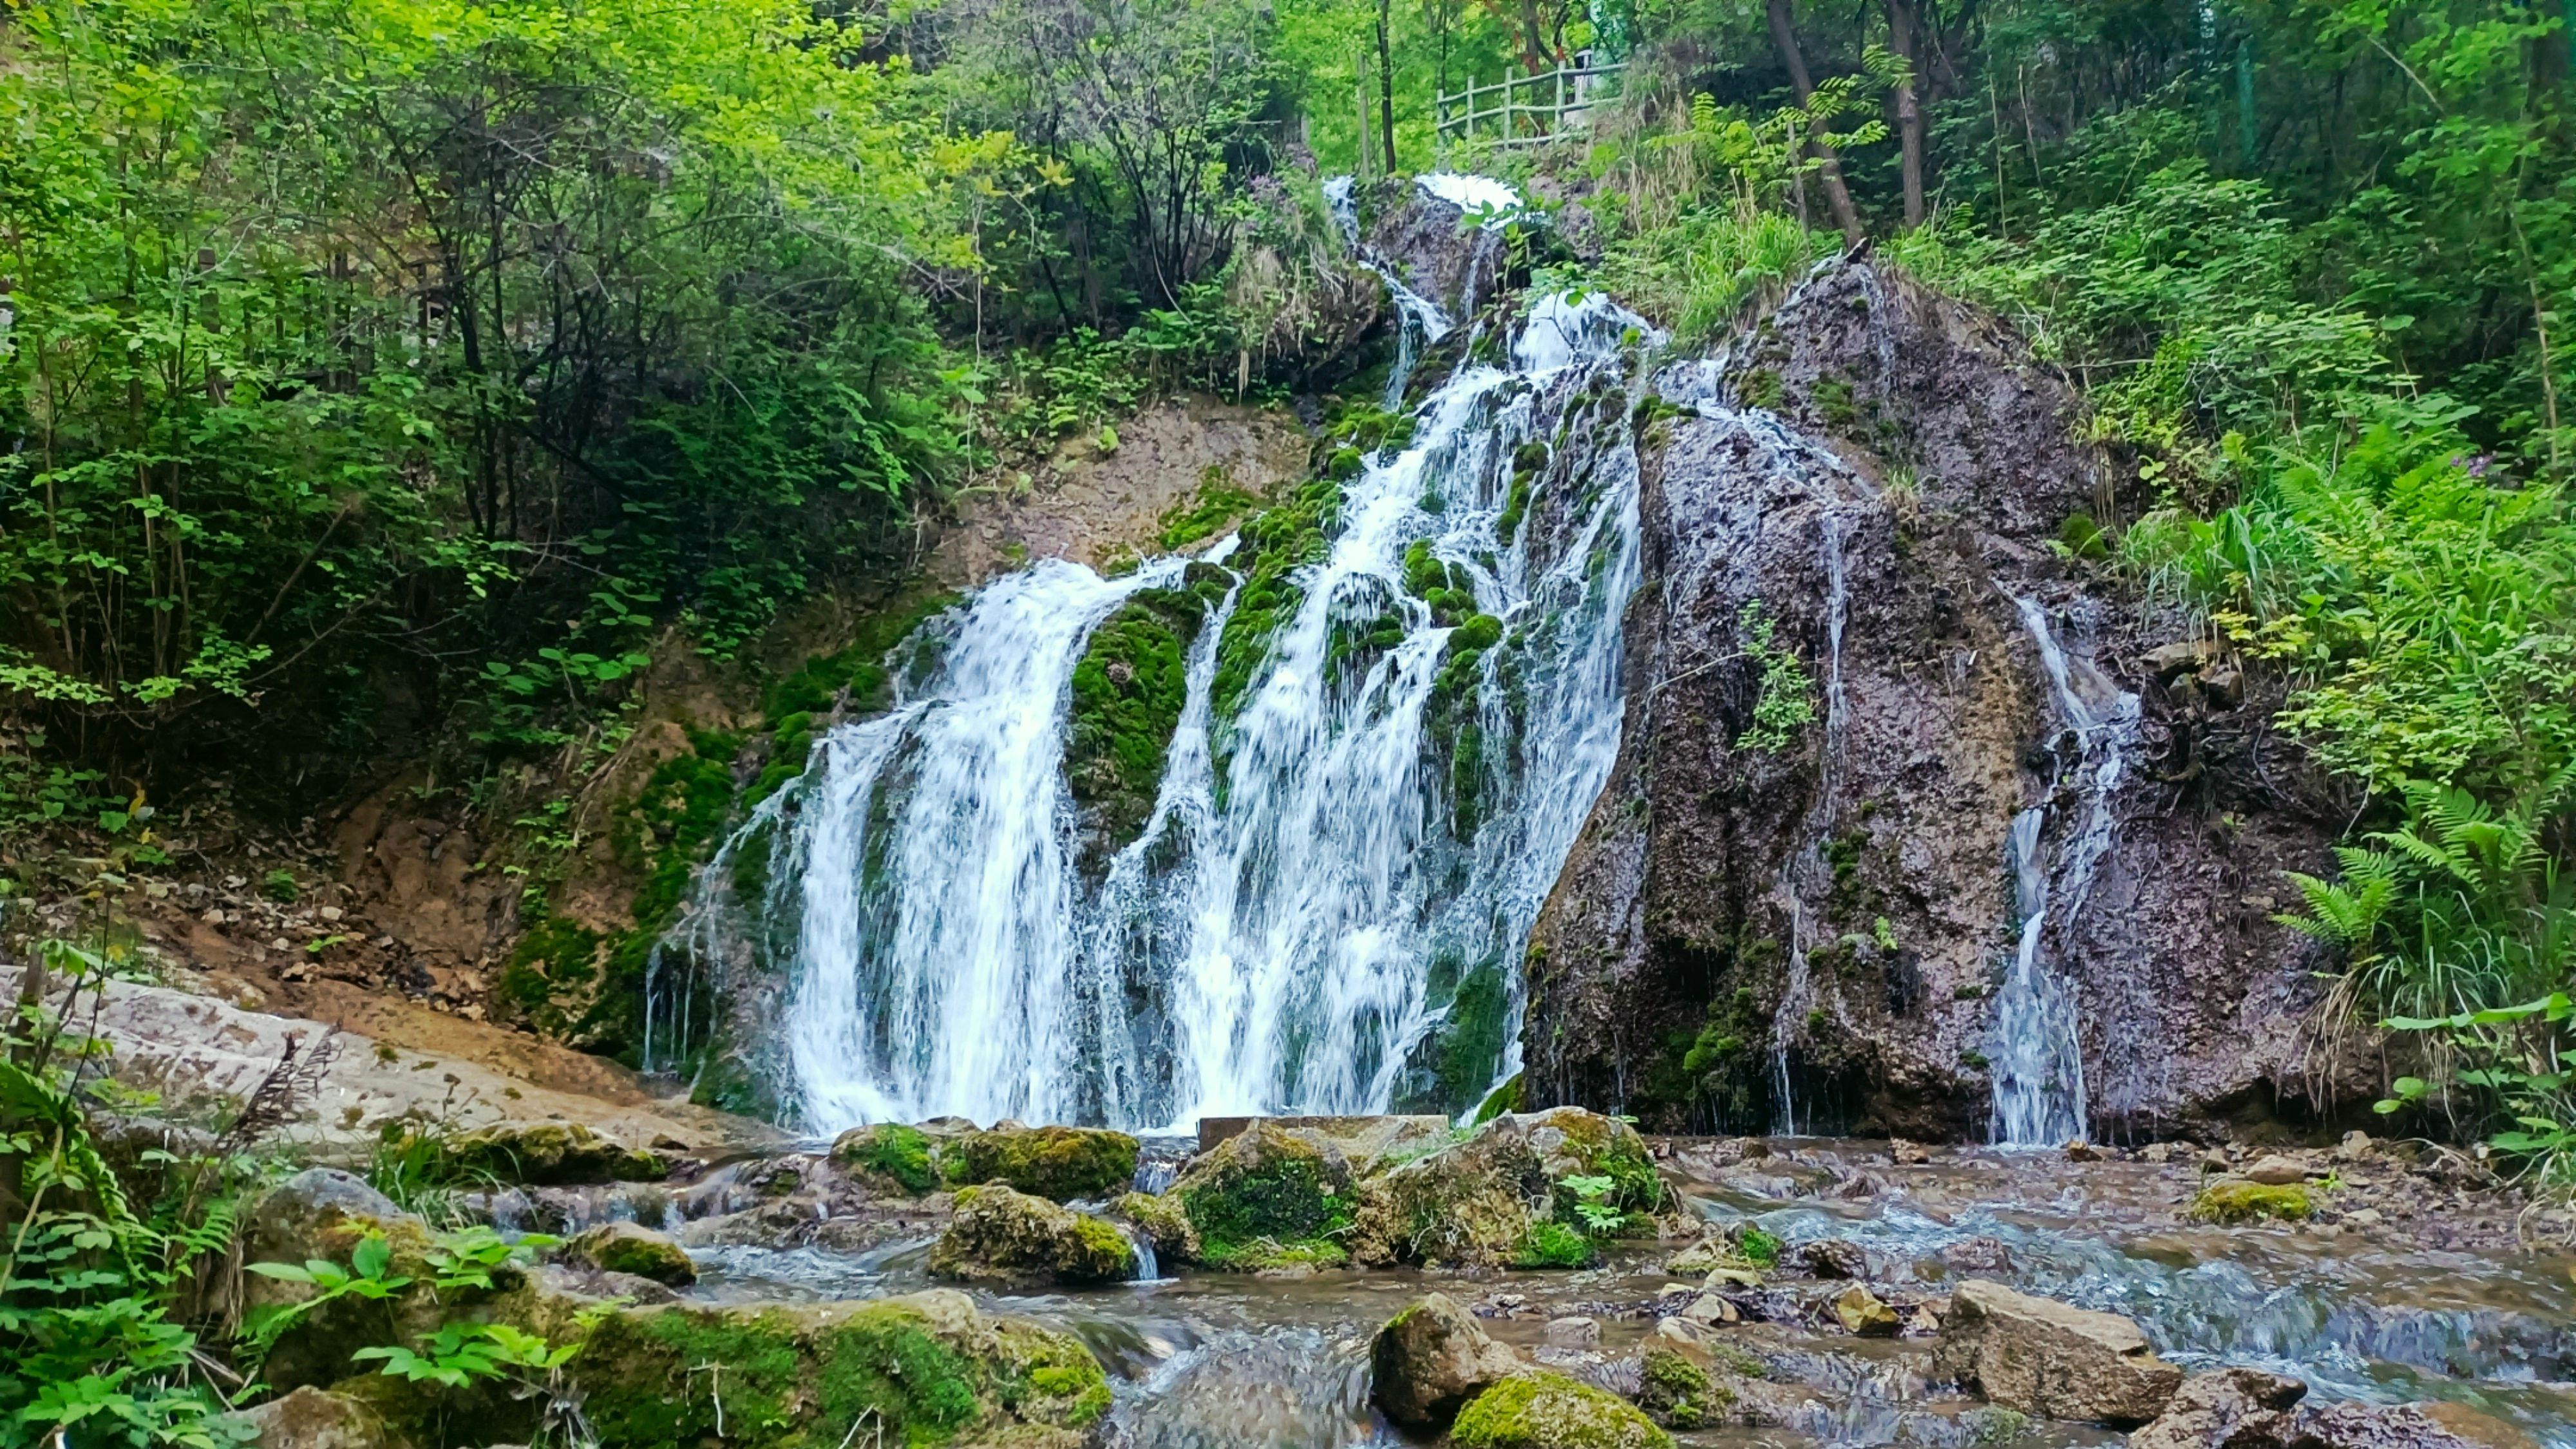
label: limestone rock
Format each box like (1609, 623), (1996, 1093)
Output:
(829, 1122), (945, 1194)
(1450, 1370), (1674, 1449)
(946, 1123), (1139, 1200)
(235, 1388), (388, 1449)
(1368, 1292), (1522, 1429)
(1113, 1189), (1200, 1260)
(1931, 1279), (2183, 1425)
(1165, 1120), (1356, 1269)
(438, 1121), (663, 1186)
(2129, 1367), (2309, 1449)
(1545, 1316), (1602, 1347)
(1636, 1343), (1731, 1430)
(2242, 1154), (2311, 1186)
(1347, 1107), (1663, 1269)
(1833, 1284), (1900, 1336)
(243, 1172), (445, 1392)
(1663, 1235), (1756, 1276)
(929, 1183), (1135, 1286)
(569, 1221), (695, 1286)
(1801, 1238), (1870, 1278)
(2189, 1179), (2313, 1224)
(562, 1289), (1111, 1449)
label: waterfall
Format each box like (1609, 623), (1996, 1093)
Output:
(1987, 594), (2140, 1147)
(674, 274), (1659, 1132)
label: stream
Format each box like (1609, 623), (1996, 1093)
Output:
(502, 1139), (2576, 1449)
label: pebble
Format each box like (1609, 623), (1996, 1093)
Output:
(2242, 1154), (2310, 1186)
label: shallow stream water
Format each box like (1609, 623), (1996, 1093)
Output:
(568, 1139), (2576, 1449)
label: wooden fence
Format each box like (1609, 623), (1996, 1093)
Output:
(1434, 59), (1625, 154)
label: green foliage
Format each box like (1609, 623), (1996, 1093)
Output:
(1557, 1174), (1625, 1237)
(1734, 1225), (1782, 1269)
(0, 0), (989, 801)
(1735, 601), (1815, 753)
(1510, 1220), (1597, 1268)
(1, 939), (263, 1449)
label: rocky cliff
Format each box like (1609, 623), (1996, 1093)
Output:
(1521, 256), (2360, 1142)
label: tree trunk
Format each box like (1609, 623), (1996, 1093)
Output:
(1377, 0), (1399, 174)
(1886, 0), (1925, 227)
(1766, 0), (1866, 244)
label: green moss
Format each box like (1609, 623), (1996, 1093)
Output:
(1396, 956), (1511, 1115)
(497, 914), (606, 1037)
(833, 1123), (941, 1194)
(1066, 592), (1209, 852)
(947, 1126), (1140, 1201)
(1736, 1225), (1783, 1267)
(2188, 1180), (2313, 1224)
(1209, 475), (1344, 756)
(1158, 466), (1262, 551)
(435, 1121), (663, 1186)
(1637, 1345), (1727, 1430)
(570, 1296), (1108, 1449)
(1511, 1220), (1596, 1269)
(1450, 1372), (1674, 1449)
(1175, 1126), (1356, 1268)
(762, 590), (961, 723)
(1813, 377), (1858, 428)
(1472, 1072), (1524, 1124)
(1738, 368), (1784, 410)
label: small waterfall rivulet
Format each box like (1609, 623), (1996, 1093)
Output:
(1987, 594), (2141, 1146)
(656, 210), (1660, 1131)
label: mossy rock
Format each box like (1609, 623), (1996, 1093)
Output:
(436, 1122), (664, 1186)
(1170, 1121), (1358, 1269)
(1636, 1345), (1730, 1430)
(1349, 1108), (1667, 1268)
(929, 1185), (1136, 1287)
(571, 1222), (696, 1286)
(1450, 1371), (1674, 1449)
(1066, 594), (1208, 853)
(2187, 1179), (2312, 1224)
(948, 1124), (1140, 1201)
(563, 1289), (1110, 1449)
(830, 1123), (943, 1195)
(1113, 1190), (1200, 1260)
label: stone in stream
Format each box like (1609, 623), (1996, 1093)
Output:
(567, 1221), (695, 1285)
(1635, 1343), (1732, 1430)
(1931, 1278), (2183, 1425)
(2240, 1153), (2313, 1186)
(928, 1184), (1136, 1285)
(2188, 1179), (2313, 1224)
(1832, 1283), (1900, 1336)
(1159, 1119), (1357, 1269)
(1545, 1315), (1602, 1347)
(1347, 1106), (1665, 1269)
(2131, 1370), (2541, 1449)
(1448, 1370), (1675, 1449)
(1369, 1292), (1524, 1429)
(944, 1122), (1139, 1200)
(1801, 1238), (1871, 1278)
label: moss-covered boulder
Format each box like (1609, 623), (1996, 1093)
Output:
(234, 1387), (390, 1449)
(570, 1222), (696, 1286)
(1636, 1345), (1732, 1430)
(1370, 1293), (1523, 1429)
(1168, 1121), (1358, 1269)
(930, 1184), (1137, 1286)
(1349, 1107), (1667, 1268)
(243, 1171), (457, 1392)
(437, 1121), (665, 1186)
(1450, 1372), (1674, 1449)
(563, 1289), (1111, 1449)
(2187, 1179), (2312, 1224)
(1114, 1189), (1200, 1260)
(829, 1122), (948, 1195)
(949, 1124), (1140, 1201)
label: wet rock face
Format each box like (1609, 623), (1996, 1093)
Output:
(1358, 176), (1508, 321)
(1369, 1292), (1524, 1428)
(1931, 1278), (2183, 1425)
(1521, 258), (2344, 1140)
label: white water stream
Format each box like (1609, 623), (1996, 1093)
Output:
(667, 275), (1656, 1132)
(1987, 594), (2141, 1147)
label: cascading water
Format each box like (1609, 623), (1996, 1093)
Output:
(1987, 594), (2141, 1147)
(664, 245), (1660, 1132)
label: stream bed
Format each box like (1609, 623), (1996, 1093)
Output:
(545, 1137), (2576, 1449)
